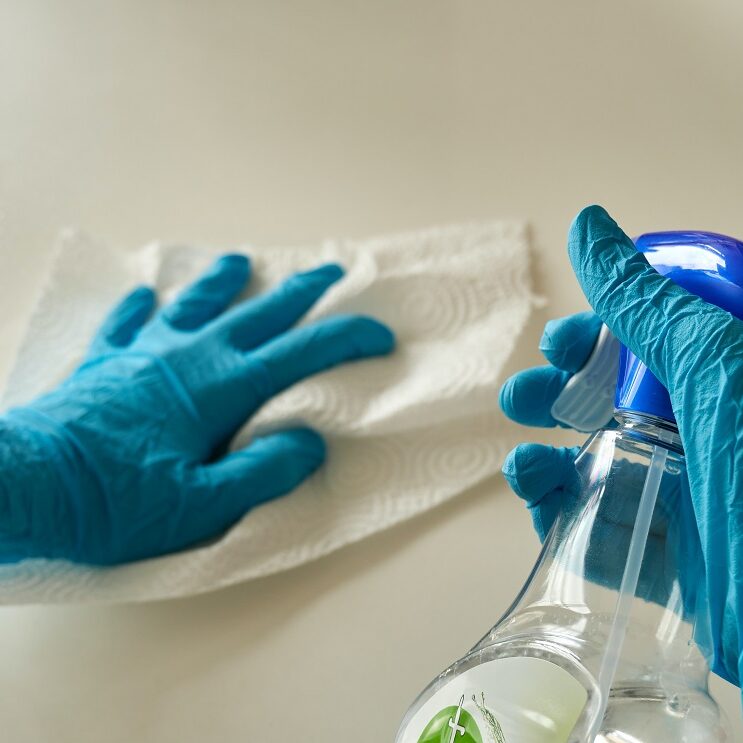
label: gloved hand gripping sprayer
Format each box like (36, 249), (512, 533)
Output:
(396, 231), (743, 742)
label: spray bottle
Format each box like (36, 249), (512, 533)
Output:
(395, 231), (743, 742)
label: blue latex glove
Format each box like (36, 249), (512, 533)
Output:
(0, 255), (394, 565)
(499, 204), (743, 687)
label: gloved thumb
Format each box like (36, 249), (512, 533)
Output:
(567, 205), (733, 389)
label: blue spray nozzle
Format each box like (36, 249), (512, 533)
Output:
(552, 230), (743, 431)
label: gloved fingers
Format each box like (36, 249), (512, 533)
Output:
(87, 285), (156, 356)
(159, 254), (251, 331)
(242, 314), (395, 407)
(499, 366), (571, 427)
(216, 263), (345, 350)
(502, 444), (581, 541)
(499, 313), (603, 428)
(502, 443), (581, 506)
(539, 311), (602, 372)
(567, 205), (734, 384)
(176, 428), (326, 544)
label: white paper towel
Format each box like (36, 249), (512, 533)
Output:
(0, 222), (540, 603)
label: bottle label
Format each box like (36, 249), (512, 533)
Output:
(398, 656), (587, 743)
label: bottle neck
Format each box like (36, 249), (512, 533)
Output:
(482, 416), (708, 691)
(614, 411), (683, 453)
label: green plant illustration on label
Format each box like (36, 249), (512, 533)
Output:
(416, 695), (483, 743)
(416, 692), (506, 743)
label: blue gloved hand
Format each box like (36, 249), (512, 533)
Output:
(0, 255), (394, 565)
(499, 205), (743, 687)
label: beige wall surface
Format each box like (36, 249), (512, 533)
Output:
(1, 1), (742, 741)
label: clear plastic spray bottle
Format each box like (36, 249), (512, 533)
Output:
(395, 231), (743, 742)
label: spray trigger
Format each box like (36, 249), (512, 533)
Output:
(550, 323), (619, 432)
